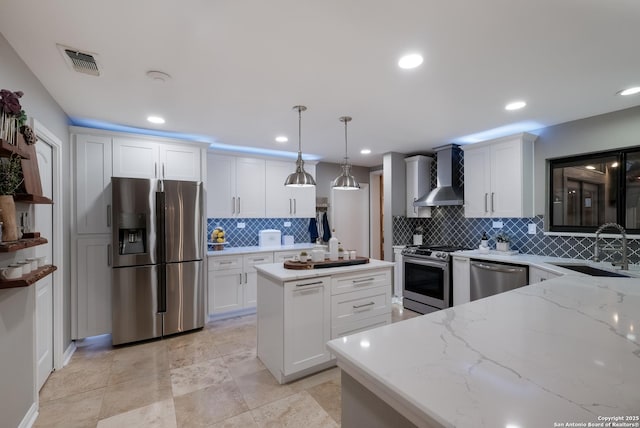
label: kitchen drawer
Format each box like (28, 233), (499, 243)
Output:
(274, 250), (300, 263)
(209, 255), (243, 271)
(331, 268), (391, 295)
(244, 253), (274, 270)
(331, 313), (390, 339)
(331, 286), (391, 327)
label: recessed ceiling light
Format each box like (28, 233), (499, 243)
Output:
(585, 165), (596, 170)
(618, 86), (640, 96)
(360, 148), (371, 155)
(275, 136), (288, 143)
(147, 116), (165, 124)
(398, 54), (423, 69)
(505, 101), (526, 111)
(611, 162), (619, 168)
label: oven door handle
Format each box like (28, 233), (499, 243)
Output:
(404, 257), (448, 269)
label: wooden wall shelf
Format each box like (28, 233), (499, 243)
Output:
(13, 194), (54, 204)
(0, 265), (57, 289)
(0, 134), (30, 159)
(0, 237), (48, 252)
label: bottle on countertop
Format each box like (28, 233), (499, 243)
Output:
(329, 229), (339, 261)
(480, 232), (489, 249)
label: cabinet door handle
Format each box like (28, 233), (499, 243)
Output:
(293, 198), (296, 214)
(154, 162), (158, 178)
(162, 163), (165, 178)
(244, 272), (248, 283)
(296, 280), (323, 287)
(413, 198), (417, 215)
(239, 273), (243, 284)
(289, 198), (292, 214)
(107, 244), (112, 266)
(237, 197), (241, 214)
(484, 193), (488, 213)
(491, 192), (495, 213)
(232, 197), (236, 214)
(352, 277), (375, 284)
(353, 301), (375, 309)
(107, 204), (111, 227)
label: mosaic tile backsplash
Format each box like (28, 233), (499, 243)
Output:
(207, 218), (314, 247)
(392, 207), (640, 263)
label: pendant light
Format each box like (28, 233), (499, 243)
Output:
(332, 116), (360, 190)
(284, 105), (316, 187)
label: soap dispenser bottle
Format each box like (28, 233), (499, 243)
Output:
(329, 229), (339, 261)
(480, 232), (489, 249)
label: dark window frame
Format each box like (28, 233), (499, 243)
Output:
(549, 147), (640, 234)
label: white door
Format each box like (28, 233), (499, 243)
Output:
(330, 183), (370, 257)
(35, 139), (54, 390)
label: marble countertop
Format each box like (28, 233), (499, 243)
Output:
(327, 275), (640, 427)
(255, 258), (394, 282)
(453, 250), (640, 277)
(207, 242), (314, 256)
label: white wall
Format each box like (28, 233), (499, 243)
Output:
(383, 152), (406, 261)
(533, 105), (640, 214)
(0, 33), (69, 427)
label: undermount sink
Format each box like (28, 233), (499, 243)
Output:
(551, 263), (629, 277)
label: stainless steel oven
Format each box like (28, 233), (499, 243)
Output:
(401, 245), (466, 314)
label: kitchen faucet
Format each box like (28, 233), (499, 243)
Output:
(593, 222), (628, 270)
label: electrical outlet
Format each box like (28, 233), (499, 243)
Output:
(492, 221), (503, 229)
(237, 222), (245, 229)
(284, 221), (292, 227)
(528, 223), (536, 234)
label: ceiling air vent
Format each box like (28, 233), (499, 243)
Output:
(57, 44), (100, 76)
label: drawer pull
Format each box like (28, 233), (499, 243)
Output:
(352, 277), (375, 284)
(296, 281), (323, 287)
(219, 261), (233, 265)
(353, 301), (375, 309)
(253, 258), (266, 261)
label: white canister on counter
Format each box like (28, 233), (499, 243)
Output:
(349, 250), (357, 260)
(329, 229), (339, 261)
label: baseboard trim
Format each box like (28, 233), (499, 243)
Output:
(62, 341), (77, 367)
(18, 402), (38, 428)
(208, 307), (256, 322)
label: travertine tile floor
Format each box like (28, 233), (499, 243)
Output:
(35, 303), (419, 427)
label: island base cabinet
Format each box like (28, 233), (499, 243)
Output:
(257, 275), (333, 384)
(283, 278), (331, 375)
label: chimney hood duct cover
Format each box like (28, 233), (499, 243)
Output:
(414, 144), (463, 206)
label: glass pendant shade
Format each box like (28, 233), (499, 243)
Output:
(332, 116), (360, 190)
(285, 105), (316, 187)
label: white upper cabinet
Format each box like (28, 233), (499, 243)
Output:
(265, 160), (316, 218)
(113, 137), (201, 181)
(405, 155), (433, 218)
(462, 133), (536, 218)
(74, 134), (112, 234)
(207, 154), (265, 218)
(159, 143), (202, 181)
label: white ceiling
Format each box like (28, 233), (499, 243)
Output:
(1, 0), (639, 166)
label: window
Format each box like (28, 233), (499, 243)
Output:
(549, 147), (640, 233)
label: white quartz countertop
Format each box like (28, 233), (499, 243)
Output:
(327, 275), (640, 427)
(453, 249), (640, 277)
(207, 242), (314, 256)
(255, 258), (394, 282)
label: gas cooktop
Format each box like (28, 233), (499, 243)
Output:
(401, 244), (470, 260)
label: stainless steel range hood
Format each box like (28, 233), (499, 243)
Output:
(414, 144), (463, 206)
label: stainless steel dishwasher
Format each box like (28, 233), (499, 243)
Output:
(470, 260), (528, 301)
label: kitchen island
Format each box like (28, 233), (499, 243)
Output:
(256, 259), (394, 384)
(327, 274), (640, 428)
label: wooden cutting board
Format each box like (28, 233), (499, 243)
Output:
(283, 257), (369, 270)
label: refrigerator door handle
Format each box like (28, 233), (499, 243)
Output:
(158, 265), (167, 313)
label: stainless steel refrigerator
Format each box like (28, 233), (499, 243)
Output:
(110, 177), (205, 345)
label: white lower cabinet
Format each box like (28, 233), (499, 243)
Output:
(208, 253), (274, 315)
(283, 278), (332, 375)
(75, 236), (112, 339)
(257, 265), (393, 384)
(529, 266), (561, 284)
(273, 250), (301, 263)
(452, 256), (471, 306)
